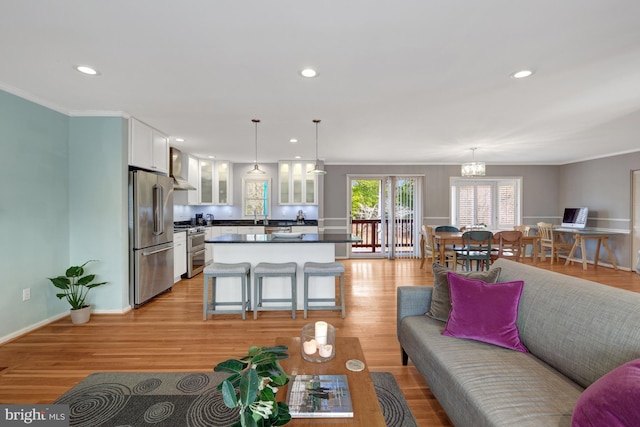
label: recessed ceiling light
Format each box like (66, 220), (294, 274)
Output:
(300, 68), (317, 78)
(74, 65), (100, 76)
(208, 155), (215, 159)
(290, 138), (298, 143)
(294, 155), (301, 159)
(511, 69), (534, 79)
(175, 138), (185, 142)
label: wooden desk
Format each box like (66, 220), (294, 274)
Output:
(276, 336), (386, 426)
(433, 231), (539, 267)
(554, 229), (619, 270)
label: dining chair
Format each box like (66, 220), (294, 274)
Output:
(490, 230), (523, 262)
(537, 222), (573, 264)
(433, 225), (460, 268)
(514, 225), (532, 260)
(455, 230), (493, 271)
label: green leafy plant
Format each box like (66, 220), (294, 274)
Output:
(48, 260), (108, 310)
(214, 345), (291, 427)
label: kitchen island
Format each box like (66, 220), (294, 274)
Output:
(205, 234), (359, 312)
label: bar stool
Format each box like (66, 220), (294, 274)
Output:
(303, 261), (346, 319)
(253, 262), (297, 320)
(203, 262), (252, 320)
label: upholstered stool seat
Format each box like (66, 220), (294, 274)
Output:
(253, 262), (297, 320)
(303, 261), (346, 319)
(203, 262), (252, 320)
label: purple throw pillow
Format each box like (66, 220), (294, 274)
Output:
(442, 272), (528, 353)
(571, 358), (640, 427)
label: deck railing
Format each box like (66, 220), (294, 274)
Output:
(351, 218), (415, 253)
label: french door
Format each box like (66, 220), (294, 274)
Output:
(348, 175), (422, 259)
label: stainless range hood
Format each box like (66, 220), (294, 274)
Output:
(170, 147), (196, 191)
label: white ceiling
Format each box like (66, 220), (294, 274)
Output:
(2, 0), (640, 165)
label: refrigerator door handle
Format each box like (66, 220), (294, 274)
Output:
(142, 246), (173, 256)
(153, 184), (164, 235)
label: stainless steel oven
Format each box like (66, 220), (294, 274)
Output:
(174, 224), (206, 278)
(188, 244), (206, 278)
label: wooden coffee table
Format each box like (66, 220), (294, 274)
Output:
(275, 336), (386, 426)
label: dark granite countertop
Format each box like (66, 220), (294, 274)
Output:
(204, 219), (318, 227)
(206, 233), (360, 243)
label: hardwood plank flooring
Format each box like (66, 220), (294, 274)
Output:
(1, 259), (639, 426)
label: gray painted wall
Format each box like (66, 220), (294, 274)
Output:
(324, 161), (636, 265)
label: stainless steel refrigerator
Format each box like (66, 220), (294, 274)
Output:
(129, 169), (174, 307)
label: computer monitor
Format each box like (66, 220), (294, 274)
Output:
(561, 207), (588, 229)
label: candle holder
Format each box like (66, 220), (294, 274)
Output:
(301, 321), (335, 363)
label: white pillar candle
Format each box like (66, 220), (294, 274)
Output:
(315, 321), (328, 345)
(303, 339), (317, 355)
(319, 344), (333, 358)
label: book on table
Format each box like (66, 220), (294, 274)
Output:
(286, 374), (354, 418)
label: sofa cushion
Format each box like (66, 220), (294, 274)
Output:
(442, 272), (528, 352)
(400, 315), (580, 426)
(426, 263), (501, 321)
(571, 358), (640, 427)
(493, 258), (640, 388)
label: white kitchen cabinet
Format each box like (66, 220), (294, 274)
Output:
(173, 231), (187, 282)
(129, 118), (169, 173)
(291, 226), (318, 234)
(237, 226), (265, 234)
(279, 161), (317, 205)
(200, 159), (233, 205)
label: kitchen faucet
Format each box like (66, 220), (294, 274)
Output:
(264, 215), (269, 226)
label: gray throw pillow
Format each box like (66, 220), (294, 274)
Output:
(426, 263), (501, 322)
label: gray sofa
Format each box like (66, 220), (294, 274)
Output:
(397, 258), (640, 427)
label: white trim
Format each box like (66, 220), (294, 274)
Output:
(69, 110), (128, 118)
(0, 82), (69, 114)
(0, 82), (130, 118)
(0, 312), (68, 345)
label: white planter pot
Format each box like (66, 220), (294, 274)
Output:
(70, 305), (91, 324)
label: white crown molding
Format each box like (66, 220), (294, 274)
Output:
(68, 110), (129, 118)
(1, 82), (129, 118)
(0, 82), (69, 115)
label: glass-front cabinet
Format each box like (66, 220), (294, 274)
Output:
(199, 159), (232, 205)
(279, 161), (317, 205)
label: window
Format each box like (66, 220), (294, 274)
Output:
(450, 178), (521, 229)
(243, 178), (270, 218)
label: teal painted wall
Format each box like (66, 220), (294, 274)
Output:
(69, 117), (129, 311)
(0, 91), (71, 338)
(0, 91), (130, 341)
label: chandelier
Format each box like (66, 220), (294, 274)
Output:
(461, 147), (485, 177)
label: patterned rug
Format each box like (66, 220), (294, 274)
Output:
(55, 371), (417, 427)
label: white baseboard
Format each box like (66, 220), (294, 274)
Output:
(0, 312), (68, 345)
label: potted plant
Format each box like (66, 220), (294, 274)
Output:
(48, 260), (108, 324)
(214, 345), (291, 427)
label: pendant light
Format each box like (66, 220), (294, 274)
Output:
(461, 147), (485, 177)
(309, 119), (327, 175)
(247, 119), (266, 174)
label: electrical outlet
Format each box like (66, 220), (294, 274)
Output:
(22, 288), (30, 301)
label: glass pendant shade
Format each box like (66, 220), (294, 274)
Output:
(461, 161), (486, 177)
(247, 119), (266, 174)
(461, 148), (485, 177)
(308, 119), (327, 175)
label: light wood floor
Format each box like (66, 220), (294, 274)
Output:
(1, 258), (639, 426)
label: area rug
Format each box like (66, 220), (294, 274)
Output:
(55, 371), (417, 427)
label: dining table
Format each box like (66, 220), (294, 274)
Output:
(433, 231), (540, 267)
